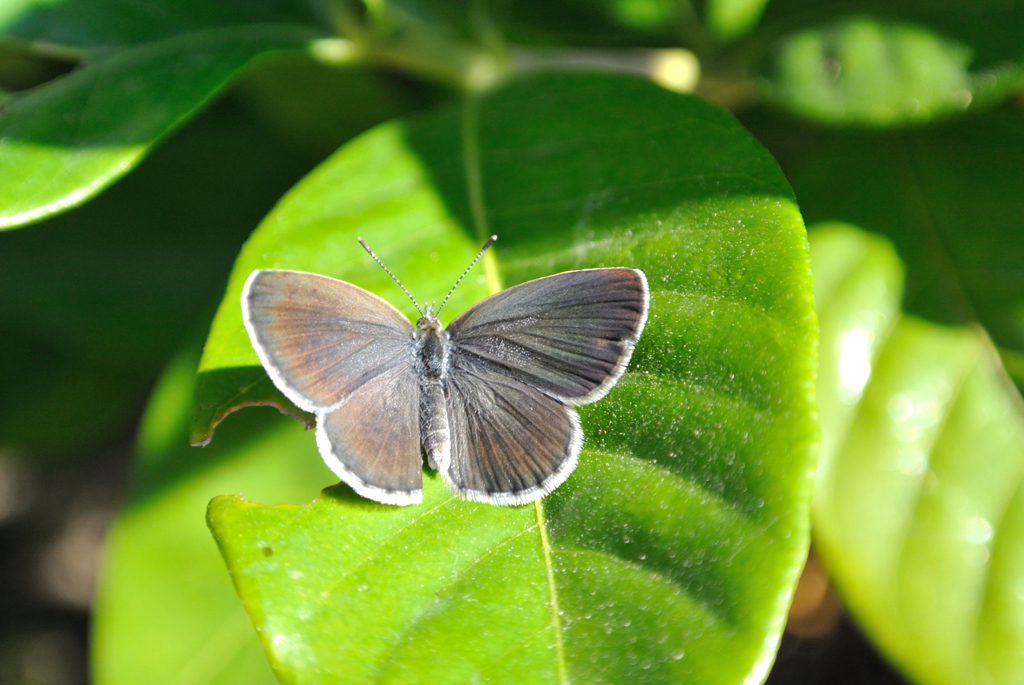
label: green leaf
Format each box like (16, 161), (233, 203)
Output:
(0, 0), (323, 48)
(758, 0), (1024, 71)
(707, 0), (772, 41)
(0, 24), (324, 230)
(759, 17), (1024, 126)
(201, 73), (818, 683)
(0, 95), (314, 370)
(92, 345), (334, 685)
(810, 223), (1024, 685)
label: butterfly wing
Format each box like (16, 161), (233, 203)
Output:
(442, 268), (648, 504)
(316, 361), (423, 505)
(443, 354), (582, 505)
(446, 268), (649, 404)
(243, 270), (422, 504)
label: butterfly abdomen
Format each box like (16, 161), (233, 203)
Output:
(416, 316), (451, 471)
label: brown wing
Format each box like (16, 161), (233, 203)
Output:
(442, 352), (581, 506)
(242, 269), (414, 413)
(446, 268), (648, 405)
(316, 361), (422, 505)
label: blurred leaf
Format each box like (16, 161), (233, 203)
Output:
(0, 0), (324, 48)
(0, 90), (321, 458)
(758, 0), (1024, 71)
(493, 0), (686, 46)
(769, 105), (1024, 354)
(92, 344), (334, 685)
(0, 39), (77, 91)
(605, 0), (681, 30)
(202, 73), (818, 683)
(0, 97), (313, 372)
(707, 0), (771, 41)
(758, 17), (1023, 126)
(0, 24), (323, 230)
(810, 223), (1024, 685)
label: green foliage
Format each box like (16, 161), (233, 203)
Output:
(759, 17), (1023, 126)
(0, 25), (322, 229)
(753, 105), (1024, 354)
(0, 99), (314, 456)
(810, 224), (1024, 685)
(0, 0), (323, 47)
(1, 1), (1021, 683)
(202, 73), (818, 684)
(758, 0), (1024, 70)
(707, 0), (772, 41)
(93, 345), (334, 685)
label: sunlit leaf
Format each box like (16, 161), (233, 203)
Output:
(91, 345), (334, 685)
(758, 0), (1024, 70)
(0, 24), (323, 229)
(201, 73), (818, 683)
(811, 223), (1024, 685)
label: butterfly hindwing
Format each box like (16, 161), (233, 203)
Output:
(446, 268), (649, 405)
(443, 352), (582, 505)
(317, 361), (422, 505)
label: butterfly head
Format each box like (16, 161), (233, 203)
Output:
(356, 234), (497, 334)
(417, 304), (442, 333)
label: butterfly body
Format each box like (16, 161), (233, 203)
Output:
(414, 308), (451, 472)
(242, 264), (648, 507)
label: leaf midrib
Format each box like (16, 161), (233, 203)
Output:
(463, 93), (568, 683)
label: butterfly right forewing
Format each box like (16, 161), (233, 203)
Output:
(440, 268), (647, 505)
(446, 268), (649, 405)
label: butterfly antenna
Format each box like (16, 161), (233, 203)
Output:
(436, 235), (497, 316)
(357, 237), (424, 316)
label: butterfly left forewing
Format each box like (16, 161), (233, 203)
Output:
(445, 268), (648, 405)
(243, 269), (415, 413)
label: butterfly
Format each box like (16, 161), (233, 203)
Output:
(242, 236), (648, 506)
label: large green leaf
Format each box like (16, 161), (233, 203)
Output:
(200, 73), (818, 683)
(0, 24), (324, 230)
(92, 345), (335, 685)
(757, 16), (1024, 126)
(810, 223), (1024, 685)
